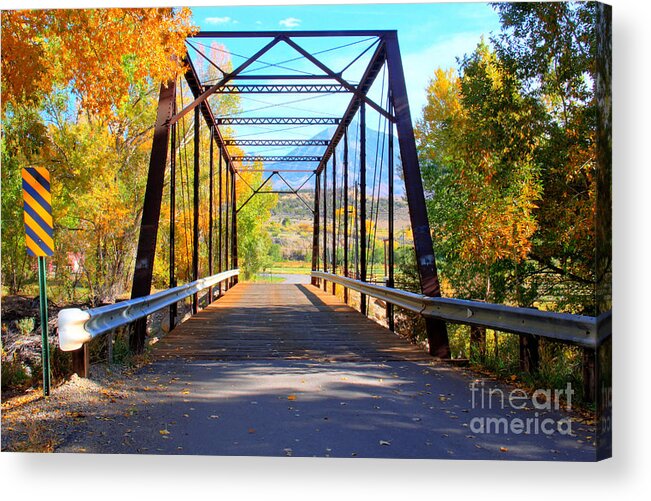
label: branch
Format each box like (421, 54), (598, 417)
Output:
(529, 253), (594, 286)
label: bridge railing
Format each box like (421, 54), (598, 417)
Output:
(313, 271), (611, 401)
(312, 271), (609, 349)
(57, 269), (240, 372)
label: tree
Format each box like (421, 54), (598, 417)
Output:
(1, 8), (195, 117)
(416, 42), (542, 305)
(1, 8), (197, 302)
(416, 2), (601, 316)
(236, 168), (278, 280)
(491, 1), (599, 312)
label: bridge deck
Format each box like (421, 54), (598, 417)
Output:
(155, 283), (430, 362)
(45, 282), (595, 459)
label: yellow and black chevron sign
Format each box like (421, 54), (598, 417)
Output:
(22, 167), (54, 257)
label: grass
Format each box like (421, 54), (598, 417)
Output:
(263, 262), (388, 277)
(245, 274), (286, 283)
(265, 262), (311, 274)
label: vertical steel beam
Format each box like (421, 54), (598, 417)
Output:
(208, 126), (215, 302)
(343, 129), (349, 303)
(311, 172), (321, 286)
(169, 102), (177, 331)
(593, 5), (611, 452)
(387, 96), (395, 331)
(225, 161), (230, 288)
(218, 147), (223, 294)
(332, 145), (337, 295)
(192, 105), (200, 314)
(231, 166), (238, 285)
(130, 80), (176, 354)
(359, 101), (367, 316)
(354, 179), (359, 279)
(322, 160), (328, 291)
(385, 33), (450, 358)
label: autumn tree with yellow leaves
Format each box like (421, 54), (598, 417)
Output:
(1, 8), (197, 301)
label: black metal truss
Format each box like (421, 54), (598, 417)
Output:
(232, 155), (322, 162)
(133, 29), (451, 358)
(207, 84), (350, 94)
(225, 139), (329, 146)
(235, 169), (316, 173)
(192, 30), (389, 38)
(217, 117), (340, 125)
(317, 42), (387, 174)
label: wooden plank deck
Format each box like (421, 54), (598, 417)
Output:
(153, 283), (431, 362)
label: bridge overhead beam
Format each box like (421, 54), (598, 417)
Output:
(225, 139), (329, 146)
(232, 155), (322, 162)
(217, 117), (340, 125)
(192, 30), (391, 38)
(235, 168), (316, 173)
(208, 84), (349, 94)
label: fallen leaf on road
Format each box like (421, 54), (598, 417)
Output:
(248, 428), (256, 434)
(500, 447), (508, 452)
(287, 395), (297, 401)
(159, 429), (170, 436)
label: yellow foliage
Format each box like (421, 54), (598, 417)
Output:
(1, 8), (197, 116)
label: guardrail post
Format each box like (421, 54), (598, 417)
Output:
(469, 325), (485, 362)
(582, 348), (596, 403)
(71, 344), (89, 378)
(519, 334), (539, 373)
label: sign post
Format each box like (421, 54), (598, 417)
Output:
(22, 167), (54, 396)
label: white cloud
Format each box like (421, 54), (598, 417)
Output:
(279, 17), (301, 28)
(205, 16), (234, 25)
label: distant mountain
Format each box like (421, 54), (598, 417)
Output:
(265, 126), (405, 197)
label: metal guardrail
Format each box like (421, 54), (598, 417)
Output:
(58, 269), (239, 352)
(312, 271), (611, 349)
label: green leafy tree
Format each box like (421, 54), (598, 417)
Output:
(417, 41), (542, 306)
(492, 1), (599, 312)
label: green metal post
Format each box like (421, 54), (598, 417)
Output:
(38, 256), (51, 396)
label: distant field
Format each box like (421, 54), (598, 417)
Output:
(244, 274), (286, 283)
(266, 262), (311, 275)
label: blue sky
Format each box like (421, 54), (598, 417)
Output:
(191, 2), (502, 118)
